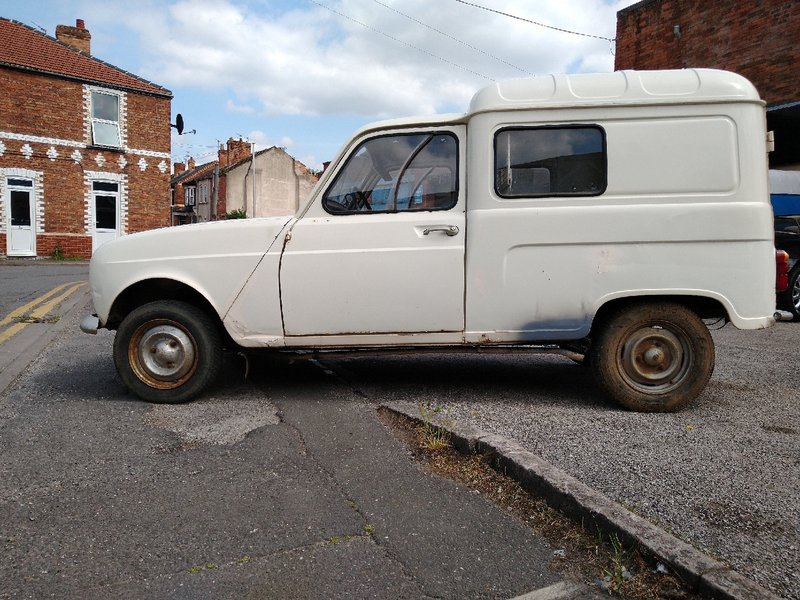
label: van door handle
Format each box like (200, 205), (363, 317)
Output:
(423, 225), (459, 236)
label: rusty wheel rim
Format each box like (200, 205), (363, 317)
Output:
(619, 325), (692, 394)
(128, 319), (198, 390)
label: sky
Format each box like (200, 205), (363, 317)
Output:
(3, 0), (629, 171)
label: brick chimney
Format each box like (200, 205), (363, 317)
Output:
(173, 162), (186, 175)
(56, 19), (91, 54)
(217, 143), (228, 167)
(187, 157), (196, 170)
(219, 138), (253, 167)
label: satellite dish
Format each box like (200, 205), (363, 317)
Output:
(171, 114), (184, 135)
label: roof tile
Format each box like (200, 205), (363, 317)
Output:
(0, 18), (171, 97)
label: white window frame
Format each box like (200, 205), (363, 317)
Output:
(197, 179), (211, 205)
(185, 186), (196, 207)
(83, 171), (128, 236)
(90, 89), (123, 148)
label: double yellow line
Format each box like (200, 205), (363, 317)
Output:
(0, 281), (87, 346)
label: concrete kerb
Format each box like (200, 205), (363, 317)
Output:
(0, 258), (89, 266)
(382, 405), (780, 600)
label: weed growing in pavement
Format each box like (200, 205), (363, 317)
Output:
(48, 243), (82, 261)
(326, 535), (355, 545)
(377, 407), (697, 600)
(187, 562), (218, 574)
(599, 532), (634, 592)
(364, 523), (375, 536)
(417, 401), (452, 451)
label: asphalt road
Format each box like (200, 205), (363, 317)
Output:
(0, 276), (597, 599)
(0, 261), (90, 397)
(337, 325), (800, 600)
(0, 261), (89, 318)
(1, 261), (796, 598)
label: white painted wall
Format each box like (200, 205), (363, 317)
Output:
(226, 147), (317, 218)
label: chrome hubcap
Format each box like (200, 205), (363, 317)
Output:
(620, 326), (691, 392)
(792, 274), (800, 311)
(136, 324), (195, 383)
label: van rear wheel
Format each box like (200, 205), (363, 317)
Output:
(589, 302), (715, 412)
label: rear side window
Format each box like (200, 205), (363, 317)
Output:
(495, 126), (606, 198)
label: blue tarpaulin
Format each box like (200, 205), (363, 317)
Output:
(772, 194), (800, 216)
(770, 171), (800, 216)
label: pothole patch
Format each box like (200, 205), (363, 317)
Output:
(144, 384), (280, 446)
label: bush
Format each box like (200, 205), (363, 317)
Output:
(226, 208), (247, 219)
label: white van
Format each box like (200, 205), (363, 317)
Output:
(82, 69), (783, 412)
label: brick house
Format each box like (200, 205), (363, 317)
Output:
(0, 18), (172, 258)
(170, 138), (317, 222)
(614, 0), (800, 168)
(170, 138), (251, 224)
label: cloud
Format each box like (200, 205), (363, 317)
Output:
(226, 99), (256, 114)
(129, 0), (626, 119)
(242, 130), (295, 152)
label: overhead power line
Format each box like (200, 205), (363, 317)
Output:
(453, 0), (616, 42)
(370, 0), (531, 75)
(309, 0), (494, 80)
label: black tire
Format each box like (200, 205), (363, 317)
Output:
(113, 300), (222, 403)
(589, 302), (715, 412)
(778, 264), (800, 321)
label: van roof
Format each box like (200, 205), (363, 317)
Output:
(345, 69), (761, 142)
(469, 69), (761, 114)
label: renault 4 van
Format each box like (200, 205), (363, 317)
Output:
(82, 69), (783, 412)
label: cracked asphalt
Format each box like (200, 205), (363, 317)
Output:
(3, 263), (794, 598)
(0, 307), (590, 599)
(345, 324), (800, 600)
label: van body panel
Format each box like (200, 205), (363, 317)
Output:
(463, 76), (773, 340)
(85, 69), (778, 409)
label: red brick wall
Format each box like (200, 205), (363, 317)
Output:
(218, 173), (228, 217)
(615, 0), (800, 106)
(128, 167), (171, 233)
(42, 161), (85, 235)
(127, 93), (171, 155)
(0, 67), (171, 258)
(37, 234), (92, 258)
(0, 69), (85, 139)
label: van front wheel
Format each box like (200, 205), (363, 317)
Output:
(113, 300), (222, 403)
(589, 303), (715, 412)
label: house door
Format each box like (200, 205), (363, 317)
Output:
(7, 178), (36, 257)
(92, 181), (120, 251)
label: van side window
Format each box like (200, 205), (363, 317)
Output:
(495, 126), (606, 198)
(323, 133), (458, 214)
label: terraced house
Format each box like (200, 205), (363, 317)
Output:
(0, 18), (172, 258)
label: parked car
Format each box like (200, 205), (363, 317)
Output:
(82, 69), (782, 412)
(775, 215), (800, 319)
